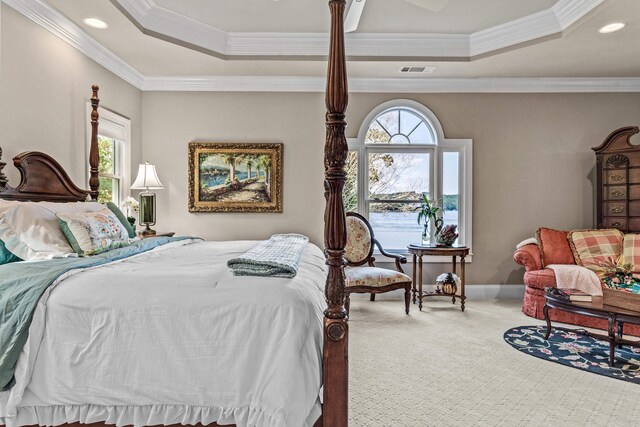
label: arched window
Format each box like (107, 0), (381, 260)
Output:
(345, 100), (472, 254)
(365, 108), (435, 145)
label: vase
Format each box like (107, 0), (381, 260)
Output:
(127, 217), (136, 228)
(421, 223), (432, 246)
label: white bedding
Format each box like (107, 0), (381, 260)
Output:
(0, 239), (327, 427)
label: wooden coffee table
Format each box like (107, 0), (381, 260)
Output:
(543, 288), (640, 367)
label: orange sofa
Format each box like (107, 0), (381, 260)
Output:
(514, 229), (640, 335)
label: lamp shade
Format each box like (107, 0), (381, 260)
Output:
(131, 162), (164, 190)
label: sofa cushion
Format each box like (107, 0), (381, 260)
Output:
(524, 269), (556, 290)
(536, 228), (575, 267)
(345, 267), (411, 288)
(620, 233), (640, 271)
(569, 229), (623, 271)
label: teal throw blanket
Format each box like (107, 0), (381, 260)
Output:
(227, 234), (309, 278)
(0, 236), (194, 391)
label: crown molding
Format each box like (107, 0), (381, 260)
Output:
(3, 0), (604, 62)
(469, 8), (561, 56)
(3, 0), (637, 94)
(112, 0), (602, 60)
(470, 0), (604, 56)
(228, 32), (471, 59)
(2, 0), (145, 88)
(143, 76), (640, 93)
(553, 0), (604, 28)
(117, 0), (228, 55)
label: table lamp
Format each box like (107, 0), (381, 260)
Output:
(131, 162), (164, 236)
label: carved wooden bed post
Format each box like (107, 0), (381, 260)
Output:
(323, 1), (349, 426)
(0, 147), (7, 192)
(89, 85), (100, 201)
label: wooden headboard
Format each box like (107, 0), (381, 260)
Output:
(0, 86), (101, 203)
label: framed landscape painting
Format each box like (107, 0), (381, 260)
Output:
(188, 142), (283, 213)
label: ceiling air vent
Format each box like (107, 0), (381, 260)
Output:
(400, 66), (435, 74)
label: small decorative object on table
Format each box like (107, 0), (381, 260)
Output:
(120, 196), (139, 229)
(599, 261), (640, 312)
(436, 272), (460, 295)
(435, 224), (458, 247)
(415, 193), (443, 246)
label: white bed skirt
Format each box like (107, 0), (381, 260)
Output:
(2, 402), (322, 427)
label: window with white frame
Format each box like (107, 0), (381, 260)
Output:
(345, 100), (472, 253)
(87, 106), (131, 205)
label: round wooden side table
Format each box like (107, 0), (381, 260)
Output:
(407, 245), (470, 312)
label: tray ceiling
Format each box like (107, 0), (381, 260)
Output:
(2, 0), (639, 91)
(152, 0), (558, 34)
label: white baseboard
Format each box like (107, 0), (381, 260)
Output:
(350, 284), (525, 300)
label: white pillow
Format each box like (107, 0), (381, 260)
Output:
(0, 201), (104, 260)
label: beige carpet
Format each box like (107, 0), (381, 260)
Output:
(348, 297), (640, 427)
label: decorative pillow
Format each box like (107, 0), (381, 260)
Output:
(619, 234), (640, 272)
(536, 228), (575, 267)
(106, 202), (137, 238)
(0, 239), (21, 265)
(0, 201), (105, 260)
(569, 229), (624, 271)
(345, 215), (372, 264)
(57, 209), (131, 256)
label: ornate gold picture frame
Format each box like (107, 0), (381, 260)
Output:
(188, 142), (283, 213)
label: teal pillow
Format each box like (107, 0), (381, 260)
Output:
(106, 202), (137, 239)
(0, 240), (21, 265)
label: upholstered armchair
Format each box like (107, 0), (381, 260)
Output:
(344, 212), (412, 314)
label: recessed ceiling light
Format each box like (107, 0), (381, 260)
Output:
(83, 18), (109, 30)
(599, 22), (625, 34)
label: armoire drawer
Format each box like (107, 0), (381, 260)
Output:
(605, 170), (627, 185)
(604, 202), (626, 216)
(604, 217), (627, 230)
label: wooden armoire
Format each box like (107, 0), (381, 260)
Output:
(593, 126), (640, 232)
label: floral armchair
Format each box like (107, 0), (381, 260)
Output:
(344, 212), (412, 314)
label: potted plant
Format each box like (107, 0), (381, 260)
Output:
(416, 193), (443, 246)
(121, 196), (140, 229)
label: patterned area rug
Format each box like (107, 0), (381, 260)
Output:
(504, 325), (640, 384)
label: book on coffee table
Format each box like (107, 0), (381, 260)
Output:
(555, 289), (593, 302)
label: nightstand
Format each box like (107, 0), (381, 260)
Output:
(138, 231), (175, 239)
(407, 245), (470, 312)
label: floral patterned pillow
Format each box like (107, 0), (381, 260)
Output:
(57, 208), (132, 256)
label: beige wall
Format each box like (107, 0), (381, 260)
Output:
(143, 91), (640, 285)
(0, 5), (142, 188)
(4, 4), (640, 286)
(142, 91), (327, 243)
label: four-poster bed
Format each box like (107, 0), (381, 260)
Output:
(0, 1), (350, 426)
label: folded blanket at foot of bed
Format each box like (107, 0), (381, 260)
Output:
(227, 234), (310, 278)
